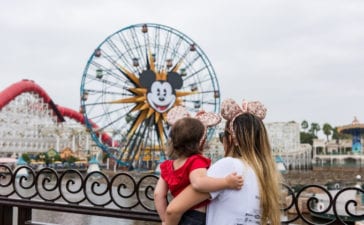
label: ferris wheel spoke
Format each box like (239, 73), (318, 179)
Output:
(89, 71), (129, 90)
(116, 33), (140, 68)
(95, 113), (129, 134)
(181, 54), (201, 73)
(158, 31), (172, 71)
(90, 105), (134, 123)
(142, 26), (152, 58)
(85, 107), (130, 124)
(105, 38), (125, 60)
(168, 37), (184, 67)
(129, 27), (147, 68)
(171, 44), (192, 72)
(89, 61), (129, 84)
(197, 77), (217, 87)
(126, 125), (147, 163)
(153, 27), (160, 65)
(101, 52), (137, 82)
(182, 66), (209, 82)
(83, 88), (126, 96)
(199, 90), (218, 95)
(105, 38), (135, 74)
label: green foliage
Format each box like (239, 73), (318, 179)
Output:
(21, 153), (31, 163)
(332, 127), (351, 140)
(299, 120), (353, 144)
(301, 120), (308, 130)
(66, 156), (78, 164)
(54, 154), (62, 162)
(309, 122), (320, 136)
(322, 123), (333, 141)
(300, 120), (319, 145)
(300, 132), (317, 145)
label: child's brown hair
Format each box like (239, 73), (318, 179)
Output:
(168, 117), (205, 157)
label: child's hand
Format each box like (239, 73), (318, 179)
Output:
(225, 172), (244, 190)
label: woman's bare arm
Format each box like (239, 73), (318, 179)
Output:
(165, 185), (210, 225)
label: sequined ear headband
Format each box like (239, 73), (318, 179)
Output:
(167, 106), (221, 146)
(167, 106), (221, 127)
(220, 98), (267, 145)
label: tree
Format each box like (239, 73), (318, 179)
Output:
(309, 123), (320, 136)
(322, 123), (333, 141)
(301, 120), (308, 131)
(300, 120), (318, 145)
(332, 127), (351, 142)
(300, 132), (316, 145)
(21, 153), (31, 164)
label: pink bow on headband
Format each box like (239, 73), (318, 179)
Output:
(221, 98), (267, 146)
(167, 106), (221, 127)
(221, 98), (267, 121)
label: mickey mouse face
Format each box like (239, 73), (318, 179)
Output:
(140, 70), (183, 113)
(148, 81), (176, 113)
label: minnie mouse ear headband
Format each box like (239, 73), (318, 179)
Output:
(167, 106), (221, 147)
(167, 106), (221, 127)
(221, 98), (267, 145)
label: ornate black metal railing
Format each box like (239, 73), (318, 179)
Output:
(282, 183), (364, 225)
(1, 165), (364, 225)
(0, 165), (160, 225)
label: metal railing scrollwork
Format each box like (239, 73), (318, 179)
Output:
(281, 183), (364, 224)
(1, 164), (364, 225)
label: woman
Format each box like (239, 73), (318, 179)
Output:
(165, 98), (282, 225)
(154, 106), (243, 225)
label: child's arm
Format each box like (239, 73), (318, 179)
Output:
(154, 177), (169, 225)
(165, 185), (210, 225)
(189, 168), (243, 192)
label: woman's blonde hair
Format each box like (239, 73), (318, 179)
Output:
(224, 113), (282, 225)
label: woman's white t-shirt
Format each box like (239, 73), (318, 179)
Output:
(206, 157), (261, 225)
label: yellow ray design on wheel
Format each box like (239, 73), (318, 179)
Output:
(128, 110), (148, 138)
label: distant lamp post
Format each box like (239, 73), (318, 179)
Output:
(356, 174), (362, 181)
(355, 174), (362, 208)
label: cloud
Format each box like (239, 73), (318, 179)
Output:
(1, 0), (364, 128)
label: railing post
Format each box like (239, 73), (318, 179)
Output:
(18, 207), (32, 225)
(0, 205), (13, 225)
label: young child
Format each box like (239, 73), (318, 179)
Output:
(154, 106), (243, 225)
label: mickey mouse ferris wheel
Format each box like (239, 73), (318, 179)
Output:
(80, 23), (221, 169)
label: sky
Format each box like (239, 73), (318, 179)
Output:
(1, 0), (364, 129)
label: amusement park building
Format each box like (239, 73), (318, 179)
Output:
(209, 121), (312, 170)
(265, 122), (312, 170)
(312, 118), (364, 170)
(0, 80), (102, 158)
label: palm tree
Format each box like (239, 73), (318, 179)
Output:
(322, 123), (333, 141)
(309, 123), (320, 136)
(301, 120), (308, 131)
(332, 127), (351, 142)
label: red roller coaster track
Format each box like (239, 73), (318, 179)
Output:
(0, 79), (112, 146)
